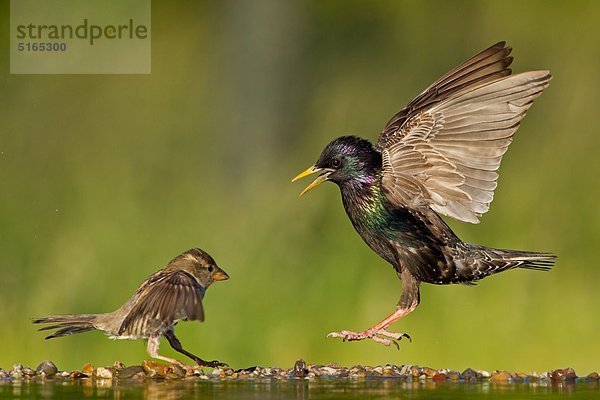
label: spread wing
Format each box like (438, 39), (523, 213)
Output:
(378, 43), (551, 223)
(118, 270), (205, 337)
(377, 41), (514, 150)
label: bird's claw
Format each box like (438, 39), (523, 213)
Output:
(378, 329), (412, 343)
(327, 329), (411, 349)
(197, 359), (228, 369)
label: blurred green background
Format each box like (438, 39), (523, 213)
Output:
(1, 0), (599, 374)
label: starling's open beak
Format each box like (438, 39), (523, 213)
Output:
(292, 165), (331, 196)
(212, 267), (229, 281)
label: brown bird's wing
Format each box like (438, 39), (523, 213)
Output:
(377, 42), (551, 223)
(118, 270), (205, 337)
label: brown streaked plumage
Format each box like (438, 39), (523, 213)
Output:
(33, 248), (229, 367)
(293, 42), (555, 347)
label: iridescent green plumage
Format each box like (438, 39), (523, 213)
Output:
(294, 42), (555, 347)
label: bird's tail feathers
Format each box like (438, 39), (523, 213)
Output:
(466, 245), (556, 279)
(491, 249), (556, 272)
(32, 314), (98, 339)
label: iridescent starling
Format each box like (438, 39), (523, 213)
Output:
(293, 42), (555, 347)
(33, 248), (229, 367)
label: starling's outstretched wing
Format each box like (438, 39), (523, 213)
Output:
(118, 270), (205, 337)
(377, 42), (551, 223)
(376, 42), (514, 150)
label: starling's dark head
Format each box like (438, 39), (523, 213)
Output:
(169, 248), (229, 287)
(293, 136), (381, 195)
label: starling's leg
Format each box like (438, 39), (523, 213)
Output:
(164, 330), (227, 368)
(328, 269), (420, 347)
(146, 335), (184, 365)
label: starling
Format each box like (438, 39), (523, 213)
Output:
(293, 42), (555, 347)
(33, 248), (229, 367)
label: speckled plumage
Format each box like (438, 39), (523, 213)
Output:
(294, 42), (555, 346)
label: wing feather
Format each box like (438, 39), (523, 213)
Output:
(118, 270), (205, 337)
(378, 43), (551, 223)
(377, 42), (514, 149)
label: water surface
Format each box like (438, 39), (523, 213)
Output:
(2, 380), (599, 400)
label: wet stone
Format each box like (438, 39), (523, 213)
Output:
(36, 360), (58, 377)
(513, 372), (528, 383)
(446, 371), (461, 382)
(462, 368), (480, 382)
(293, 359), (308, 378)
(166, 364), (186, 379)
(1, 361), (596, 385)
(349, 366), (367, 378)
(96, 367), (113, 380)
(10, 371), (23, 379)
(113, 361), (125, 371)
(222, 367), (235, 376)
(410, 365), (421, 377)
(382, 365), (400, 377)
(550, 368), (577, 382)
(119, 366), (146, 380)
(70, 371), (88, 379)
(479, 370), (491, 378)
(372, 366), (383, 376)
(142, 360), (167, 378)
(491, 370), (512, 383)
(319, 366), (339, 376)
(81, 363), (94, 376)
(421, 367), (437, 379)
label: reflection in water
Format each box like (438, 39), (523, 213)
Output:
(0, 379), (599, 400)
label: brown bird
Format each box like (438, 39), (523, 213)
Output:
(33, 248), (229, 367)
(293, 42), (555, 347)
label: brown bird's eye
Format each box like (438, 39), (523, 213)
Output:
(331, 159), (341, 168)
(208, 265), (214, 273)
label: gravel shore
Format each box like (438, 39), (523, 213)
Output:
(1, 360), (598, 385)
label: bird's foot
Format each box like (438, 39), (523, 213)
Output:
(327, 328), (411, 349)
(196, 359), (228, 369)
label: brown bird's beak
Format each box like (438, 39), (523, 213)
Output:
(292, 165), (331, 196)
(212, 266), (229, 281)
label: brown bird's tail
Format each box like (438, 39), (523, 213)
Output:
(33, 314), (98, 339)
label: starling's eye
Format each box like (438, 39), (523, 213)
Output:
(208, 265), (214, 273)
(331, 159), (341, 168)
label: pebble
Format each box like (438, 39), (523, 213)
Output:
(0, 360), (596, 385)
(491, 370), (512, 383)
(36, 360), (58, 377)
(96, 367), (113, 380)
(446, 370), (461, 382)
(478, 370), (491, 378)
(118, 366), (146, 379)
(461, 368), (479, 382)
(81, 363), (94, 376)
(293, 359), (308, 378)
(550, 368), (577, 382)
(382, 365), (400, 377)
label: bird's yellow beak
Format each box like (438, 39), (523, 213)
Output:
(212, 266), (229, 281)
(292, 165), (330, 196)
